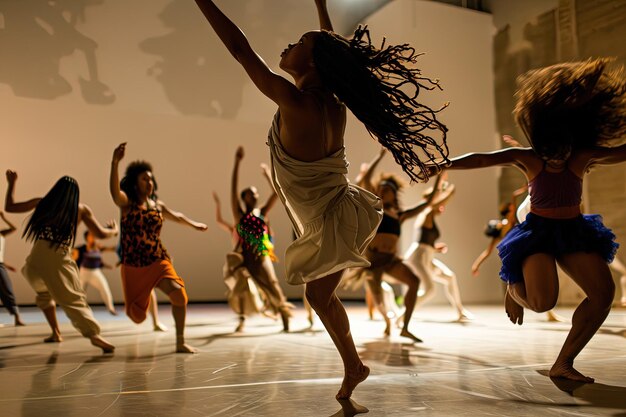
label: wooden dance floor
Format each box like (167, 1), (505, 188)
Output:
(1, 303), (625, 416)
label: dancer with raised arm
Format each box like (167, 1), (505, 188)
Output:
(5, 171), (117, 352)
(405, 174), (473, 321)
(428, 59), (625, 382)
(0, 211), (25, 326)
(110, 143), (208, 353)
(230, 146), (292, 331)
(193, 0), (448, 400)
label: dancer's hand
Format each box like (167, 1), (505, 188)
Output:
(260, 163), (271, 180)
(235, 146), (244, 161)
(193, 222), (208, 232)
(502, 135), (523, 148)
(105, 220), (119, 236)
(471, 264), (480, 277)
(5, 170), (17, 184)
(112, 143), (126, 164)
(434, 242), (448, 254)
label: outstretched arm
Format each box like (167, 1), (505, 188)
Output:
(231, 147), (244, 220)
(79, 204), (119, 240)
(259, 163), (278, 217)
(471, 239), (498, 276)
(160, 201), (208, 231)
(587, 144), (626, 167)
(0, 211), (17, 236)
(212, 191), (235, 234)
(356, 148), (386, 193)
(110, 143), (130, 208)
(398, 173), (444, 222)
(4, 170), (40, 213)
(193, 0), (301, 106)
(315, 0), (333, 31)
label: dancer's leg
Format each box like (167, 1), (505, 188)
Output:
(305, 270), (369, 399)
(86, 269), (116, 314)
(0, 265), (24, 325)
(386, 262), (421, 342)
(157, 278), (195, 353)
(549, 252), (615, 382)
(365, 271), (391, 336)
(431, 258), (473, 320)
(149, 290), (167, 331)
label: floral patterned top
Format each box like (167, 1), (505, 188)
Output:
(120, 204), (170, 267)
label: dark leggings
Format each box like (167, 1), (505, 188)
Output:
(0, 264), (19, 315)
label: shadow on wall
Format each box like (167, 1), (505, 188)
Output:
(0, 0), (115, 104)
(139, 0), (313, 119)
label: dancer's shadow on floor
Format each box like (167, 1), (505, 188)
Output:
(535, 370), (626, 416)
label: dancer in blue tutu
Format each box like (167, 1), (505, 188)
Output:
(428, 58), (626, 383)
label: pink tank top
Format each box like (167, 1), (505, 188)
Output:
(529, 166), (582, 217)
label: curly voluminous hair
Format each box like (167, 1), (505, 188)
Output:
(514, 58), (626, 160)
(312, 26), (449, 182)
(121, 161), (158, 204)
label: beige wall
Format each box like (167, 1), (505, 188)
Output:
(0, 0), (499, 305)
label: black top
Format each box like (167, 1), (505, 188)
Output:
(377, 212), (401, 236)
(419, 221), (440, 246)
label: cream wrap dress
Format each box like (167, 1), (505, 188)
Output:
(267, 112), (383, 285)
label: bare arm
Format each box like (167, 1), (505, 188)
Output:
(471, 239), (498, 276)
(259, 163), (278, 216)
(586, 144), (626, 167)
(160, 201), (208, 232)
(4, 170), (41, 213)
(193, 0), (301, 106)
(231, 147), (244, 220)
(212, 191), (235, 234)
(0, 211), (17, 236)
(356, 148), (386, 192)
(399, 173), (444, 222)
(441, 148), (532, 173)
(110, 143), (130, 208)
(315, 0), (333, 31)
(79, 204), (119, 240)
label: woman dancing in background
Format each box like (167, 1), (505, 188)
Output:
(405, 174), (472, 322)
(194, 0), (448, 400)
(230, 146), (292, 331)
(73, 230), (118, 315)
(0, 211), (25, 326)
(430, 58), (626, 382)
(110, 143), (207, 353)
(5, 171), (117, 352)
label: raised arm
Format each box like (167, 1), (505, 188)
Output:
(160, 201), (208, 232)
(4, 170), (41, 213)
(231, 147), (245, 220)
(356, 148), (386, 193)
(315, 0), (333, 31)
(398, 173), (444, 222)
(79, 204), (119, 240)
(193, 0), (301, 106)
(212, 191), (235, 234)
(110, 143), (130, 208)
(259, 163), (278, 217)
(0, 211), (17, 236)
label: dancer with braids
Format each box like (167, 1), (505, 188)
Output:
(194, 0), (448, 400)
(349, 149), (442, 341)
(5, 171), (116, 352)
(110, 143), (208, 353)
(0, 211), (25, 326)
(230, 146), (292, 331)
(73, 230), (118, 315)
(405, 174), (473, 321)
(428, 59), (626, 382)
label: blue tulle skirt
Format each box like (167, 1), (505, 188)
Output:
(497, 213), (618, 284)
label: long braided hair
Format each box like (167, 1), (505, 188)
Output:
(514, 58), (626, 160)
(312, 27), (449, 182)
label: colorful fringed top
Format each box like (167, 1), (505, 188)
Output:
(237, 212), (276, 261)
(120, 204), (170, 267)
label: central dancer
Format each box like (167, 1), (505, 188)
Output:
(194, 0), (448, 400)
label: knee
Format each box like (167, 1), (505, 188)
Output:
(590, 280), (615, 310)
(526, 294), (558, 313)
(305, 286), (330, 311)
(36, 293), (55, 310)
(169, 288), (188, 307)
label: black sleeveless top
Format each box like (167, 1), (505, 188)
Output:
(419, 221), (440, 246)
(377, 212), (401, 236)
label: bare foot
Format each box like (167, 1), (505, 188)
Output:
(153, 322), (168, 332)
(90, 335), (115, 353)
(456, 310), (475, 322)
(235, 318), (245, 333)
(176, 343), (198, 354)
(336, 363), (370, 400)
(549, 361), (594, 383)
(400, 329), (423, 343)
(108, 309), (118, 316)
(280, 309), (290, 332)
(14, 316), (26, 326)
(383, 317), (391, 337)
(505, 291), (524, 325)
(44, 333), (63, 343)
(332, 398), (370, 416)
(545, 310), (565, 322)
